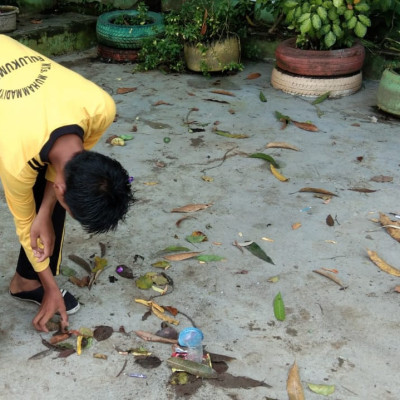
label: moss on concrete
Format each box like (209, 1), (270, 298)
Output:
(10, 15), (97, 56)
(18, 31), (97, 56)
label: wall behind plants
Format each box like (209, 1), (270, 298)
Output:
(13, 0), (161, 14)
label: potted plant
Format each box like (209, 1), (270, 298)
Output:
(269, 0), (372, 97)
(0, 5), (19, 33)
(137, 0), (253, 75)
(96, 2), (164, 62)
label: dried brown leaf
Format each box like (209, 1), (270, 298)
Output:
(326, 214), (334, 226)
(93, 325), (114, 341)
(68, 254), (91, 274)
(200, 9), (208, 35)
(176, 215), (196, 227)
(211, 89), (235, 97)
(370, 175), (393, 183)
(164, 305), (179, 316)
(292, 222), (302, 230)
(164, 252), (201, 261)
(49, 333), (70, 345)
(117, 87), (137, 94)
(266, 142), (300, 151)
(299, 187), (338, 197)
(313, 269), (347, 288)
(171, 203), (213, 213)
(45, 320), (60, 332)
(292, 120), (319, 132)
(135, 356), (162, 369)
(367, 249), (400, 277)
(28, 349), (53, 360)
(57, 348), (76, 358)
(348, 187), (377, 193)
(93, 353), (108, 360)
(69, 275), (90, 287)
(246, 72), (261, 80)
(379, 213), (400, 242)
(134, 330), (178, 344)
(204, 98), (230, 104)
(287, 361), (305, 400)
(153, 100), (172, 106)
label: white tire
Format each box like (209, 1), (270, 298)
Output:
(271, 67), (362, 98)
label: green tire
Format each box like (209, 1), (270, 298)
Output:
(96, 10), (164, 49)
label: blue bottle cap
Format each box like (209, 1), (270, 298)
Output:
(178, 327), (204, 347)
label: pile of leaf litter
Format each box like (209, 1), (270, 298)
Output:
(30, 79), (400, 398)
(31, 211), (276, 395)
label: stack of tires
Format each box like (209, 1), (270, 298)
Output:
(96, 10), (165, 63)
(271, 37), (365, 98)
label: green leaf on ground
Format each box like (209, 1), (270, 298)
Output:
(197, 255), (225, 262)
(60, 266), (77, 277)
(160, 246), (191, 253)
(166, 357), (218, 378)
(259, 91), (267, 102)
(119, 134), (134, 140)
(136, 275), (153, 289)
(92, 256), (107, 273)
(245, 242), (275, 264)
(151, 260), (171, 269)
(275, 110), (291, 122)
(186, 234), (207, 244)
(307, 383), (335, 395)
(248, 153), (280, 168)
(312, 91), (330, 105)
(273, 292), (286, 321)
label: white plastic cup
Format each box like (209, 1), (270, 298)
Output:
(178, 327), (204, 363)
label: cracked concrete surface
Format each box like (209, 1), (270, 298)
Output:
(1, 47), (400, 400)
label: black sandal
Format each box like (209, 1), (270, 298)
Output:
(10, 286), (80, 315)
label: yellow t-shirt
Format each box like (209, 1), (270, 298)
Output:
(0, 35), (116, 272)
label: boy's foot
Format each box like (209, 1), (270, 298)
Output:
(9, 287), (80, 315)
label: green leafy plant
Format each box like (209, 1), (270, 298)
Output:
(112, 2), (153, 26)
(137, 35), (186, 72)
(173, 0), (252, 44)
(136, 0), (252, 75)
(366, 0), (400, 56)
(280, 0), (372, 50)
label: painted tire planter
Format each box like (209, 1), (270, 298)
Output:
(96, 10), (164, 49)
(271, 67), (362, 98)
(97, 44), (139, 63)
(275, 37), (365, 77)
(377, 69), (400, 117)
(184, 37), (240, 73)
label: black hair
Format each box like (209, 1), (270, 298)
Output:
(63, 151), (135, 234)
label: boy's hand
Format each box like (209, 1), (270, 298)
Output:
(32, 285), (69, 332)
(30, 213), (55, 262)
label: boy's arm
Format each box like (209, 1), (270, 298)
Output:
(30, 179), (57, 262)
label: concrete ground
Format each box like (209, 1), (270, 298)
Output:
(1, 46), (399, 400)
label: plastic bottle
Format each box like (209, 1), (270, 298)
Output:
(178, 327), (204, 363)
